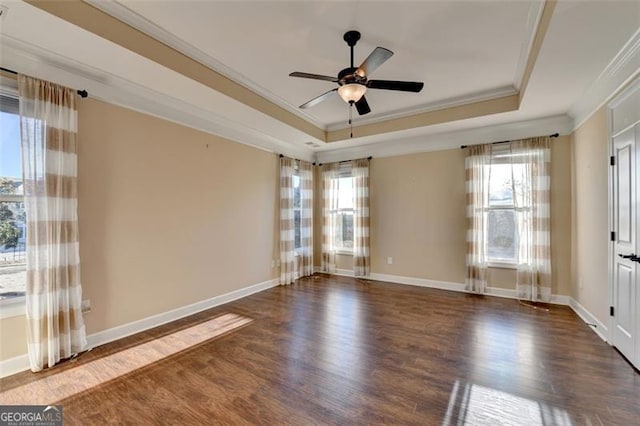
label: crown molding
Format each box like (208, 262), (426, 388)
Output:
(513, 0), (545, 91)
(315, 114), (573, 163)
(84, 0), (325, 130)
(0, 35), (315, 162)
(518, 0), (556, 105)
(513, 0), (546, 91)
(570, 27), (640, 131)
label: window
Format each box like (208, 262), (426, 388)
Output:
(293, 173), (301, 250)
(487, 163), (519, 264)
(486, 149), (528, 265)
(331, 176), (354, 251)
(0, 93), (26, 299)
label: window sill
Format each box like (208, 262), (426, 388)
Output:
(335, 250), (353, 256)
(488, 262), (517, 270)
(0, 295), (26, 319)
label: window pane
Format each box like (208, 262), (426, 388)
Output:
(333, 211), (353, 250)
(489, 164), (514, 206)
(294, 209), (301, 249)
(0, 111), (21, 180)
(337, 177), (353, 210)
(292, 174), (301, 209)
(342, 212), (353, 248)
(0, 110), (25, 298)
(487, 209), (517, 262)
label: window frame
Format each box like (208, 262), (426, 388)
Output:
(292, 171), (302, 252)
(329, 174), (355, 254)
(0, 85), (27, 316)
(485, 152), (529, 269)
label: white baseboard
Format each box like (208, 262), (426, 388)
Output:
(334, 268), (355, 277)
(0, 277), (279, 379)
(568, 297), (609, 342)
(87, 277), (279, 348)
(367, 273), (466, 293)
(366, 272), (570, 306)
(483, 286), (570, 306)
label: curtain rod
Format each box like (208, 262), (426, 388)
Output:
(278, 153), (317, 166)
(0, 67), (89, 98)
(460, 133), (559, 149)
(318, 156), (372, 166)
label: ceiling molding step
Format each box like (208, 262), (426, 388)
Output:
(0, 36), (315, 163)
(326, 94), (520, 143)
(325, 85), (518, 132)
(518, 0), (557, 104)
(24, 0), (326, 142)
(513, 1), (546, 91)
(83, 0), (325, 131)
(570, 27), (640, 131)
(316, 114), (573, 164)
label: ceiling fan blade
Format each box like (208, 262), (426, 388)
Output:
(356, 47), (393, 77)
(299, 88), (338, 109)
(289, 72), (339, 82)
(367, 80), (424, 92)
(354, 96), (371, 115)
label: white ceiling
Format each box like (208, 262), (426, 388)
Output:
(114, 0), (537, 128)
(0, 0), (639, 161)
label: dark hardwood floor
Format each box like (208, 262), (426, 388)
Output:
(1, 274), (639, 424)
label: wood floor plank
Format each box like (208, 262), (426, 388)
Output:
(1, 275), (639, 424)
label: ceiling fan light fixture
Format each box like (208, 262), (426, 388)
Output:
(338, 83), (367, 103)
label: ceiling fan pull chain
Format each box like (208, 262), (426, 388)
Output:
(349, 103), (353, 138)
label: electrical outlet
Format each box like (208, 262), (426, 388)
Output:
(271, 259), (275, 268)
(579, 278), (584, 289)
(387, 257), (393, 265)
(81, 299), (91, 313)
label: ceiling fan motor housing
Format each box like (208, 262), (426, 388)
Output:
(338, 67), (366, 86)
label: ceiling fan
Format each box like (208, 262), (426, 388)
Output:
(289, 30), (424, 116)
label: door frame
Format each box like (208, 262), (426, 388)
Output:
(608, 77), (640, 368)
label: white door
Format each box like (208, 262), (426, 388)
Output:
(611, 124), (637, 363)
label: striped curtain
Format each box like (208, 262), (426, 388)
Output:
(512, 137), (552, 302)
(279, 156), (295, 285)
(465, 144), (491, 294)
(18, 75), (87, 372)
(321, 163), (340, 273)
(352, 159), (370, 276)
(298, 160), (314, 278)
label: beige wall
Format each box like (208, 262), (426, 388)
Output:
(329, 137), (572, 296)
(1, 98), (279, 362)
(370, 149), (467, 282)
(572, 108), (609, 324)
(0, 316), (27, 360)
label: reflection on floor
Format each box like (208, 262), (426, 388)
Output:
(0, 313), (252, 405)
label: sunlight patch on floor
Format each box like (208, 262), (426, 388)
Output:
(444, 380), (572, 425)
(0, 313), (252, 405)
